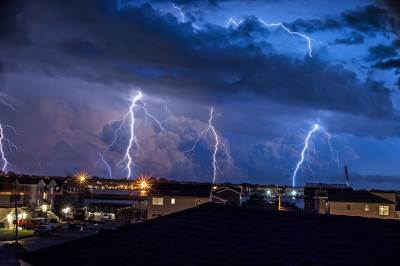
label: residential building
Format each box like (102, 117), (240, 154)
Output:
(305, 183), (399, 219)
(211, 185), (242, 206)
(0, 176), (56, 211)
(147, 182), (211, 219)
(325, 190), (397, 219)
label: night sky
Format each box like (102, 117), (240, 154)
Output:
(0, 0), (399, 188)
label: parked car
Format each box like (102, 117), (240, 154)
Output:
(49, 219), (61, 231)
(34, 224), (52, 236)
(20, 219), (39, 230)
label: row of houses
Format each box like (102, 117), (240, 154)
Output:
(0, 174), (399, 224)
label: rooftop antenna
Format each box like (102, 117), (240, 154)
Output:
(344, 165), (350, 188)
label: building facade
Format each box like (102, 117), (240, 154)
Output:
(147, 183), (211, 219)
(305, 183), (399, 219)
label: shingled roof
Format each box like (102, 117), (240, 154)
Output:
(150, 182), (212, 197)
(327, 190), (395, 204)
(22, 203), (400, 266)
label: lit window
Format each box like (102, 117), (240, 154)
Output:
(152, 197), (163, 205)
(171, 198), (175, 205)
(365, 205), (370, 212)
(379, 206), (389, 216)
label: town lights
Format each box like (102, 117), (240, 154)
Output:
(140, 180), (148, 190)
(75, 170), (89, 186)
(136, 175), (151, 191)
(62, 207), (71, 214)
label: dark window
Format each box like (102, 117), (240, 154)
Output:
(347, 204), (350, 210)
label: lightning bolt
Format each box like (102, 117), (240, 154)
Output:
(172, 2), (201, 30)
(187, 107), (233, 199)
(0, 124), (10, 172)
(323, 131), (340, 172)
(0, 99), (18, 173)
(291, 124), (341, 187)
(101, 91), (166, 179)
(122, 91), (143, 179)
(100, 115), (129, 178)
(227, 17), (313, 57)
(291, 124), (319, 187)
(208, 107), (219, 186)
(100, 153), (113, 179)
(172, 3), (185, 22)
(141, 101), (166, 132)
(0, 99), (16, 112)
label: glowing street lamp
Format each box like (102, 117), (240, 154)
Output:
(136, 175), (151, 191)
(62, 207), (71, 214)
(75, 171), (89, 186)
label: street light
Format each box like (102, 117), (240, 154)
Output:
(136, 175), (151, 191)
(74, 171), (89, 186)
(62, 207), (71, 214)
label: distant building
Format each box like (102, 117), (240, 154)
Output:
(84, 190), (147, 222)
(147, 183), (211, 219)
(211, 185), (242, 206)
(305, 183), (399, 219)
(283, 186), (304, 198)
(0, 176), (56, 211)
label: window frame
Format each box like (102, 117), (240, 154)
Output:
(378, 205), (389, 216)
(152, 197), (164, 206)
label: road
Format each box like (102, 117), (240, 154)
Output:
(19, 225), (98, 251)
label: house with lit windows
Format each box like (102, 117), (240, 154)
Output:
(0, 176), (57, 211)
(311, 187), (399, 219)
(147, 183), (211, 219)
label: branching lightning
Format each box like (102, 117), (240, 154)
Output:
(291, 124), (340, 187)
(172, 3), (185, 22)
(120, 91), (143, 179)
(208, 107), (219, 186)
(187, 107), (233, 195)
(100, 91), (166, 179)
(0, 99), (18, 173)
(141, 101), (166, 132)
(226, 17), (313, 57)
(291, 124), (319, 187)
(324, 131), (340, 172)
(172, 2), (201, 30)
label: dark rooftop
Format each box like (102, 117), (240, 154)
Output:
(150, 182), (212, 197)
(23, 203), (400, 266)
(328, 190), (395, 204)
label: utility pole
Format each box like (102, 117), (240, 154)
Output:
(14, 176), (18, 243)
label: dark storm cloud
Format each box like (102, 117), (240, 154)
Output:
(0, 1), (396, 122)
(367, 40), (400, 69)
(331, 31), (364, 45)
(150, 0), (276, 8)
(291, 5), (396, 34)
(382, 0), (400, 23)
(0, 0), (29, 45)
(374, 59), (400, 69)
(367, 43), (398, 61)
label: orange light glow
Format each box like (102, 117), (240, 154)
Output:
(74, 170), (90, 186)
(136, 175), (151, 191)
